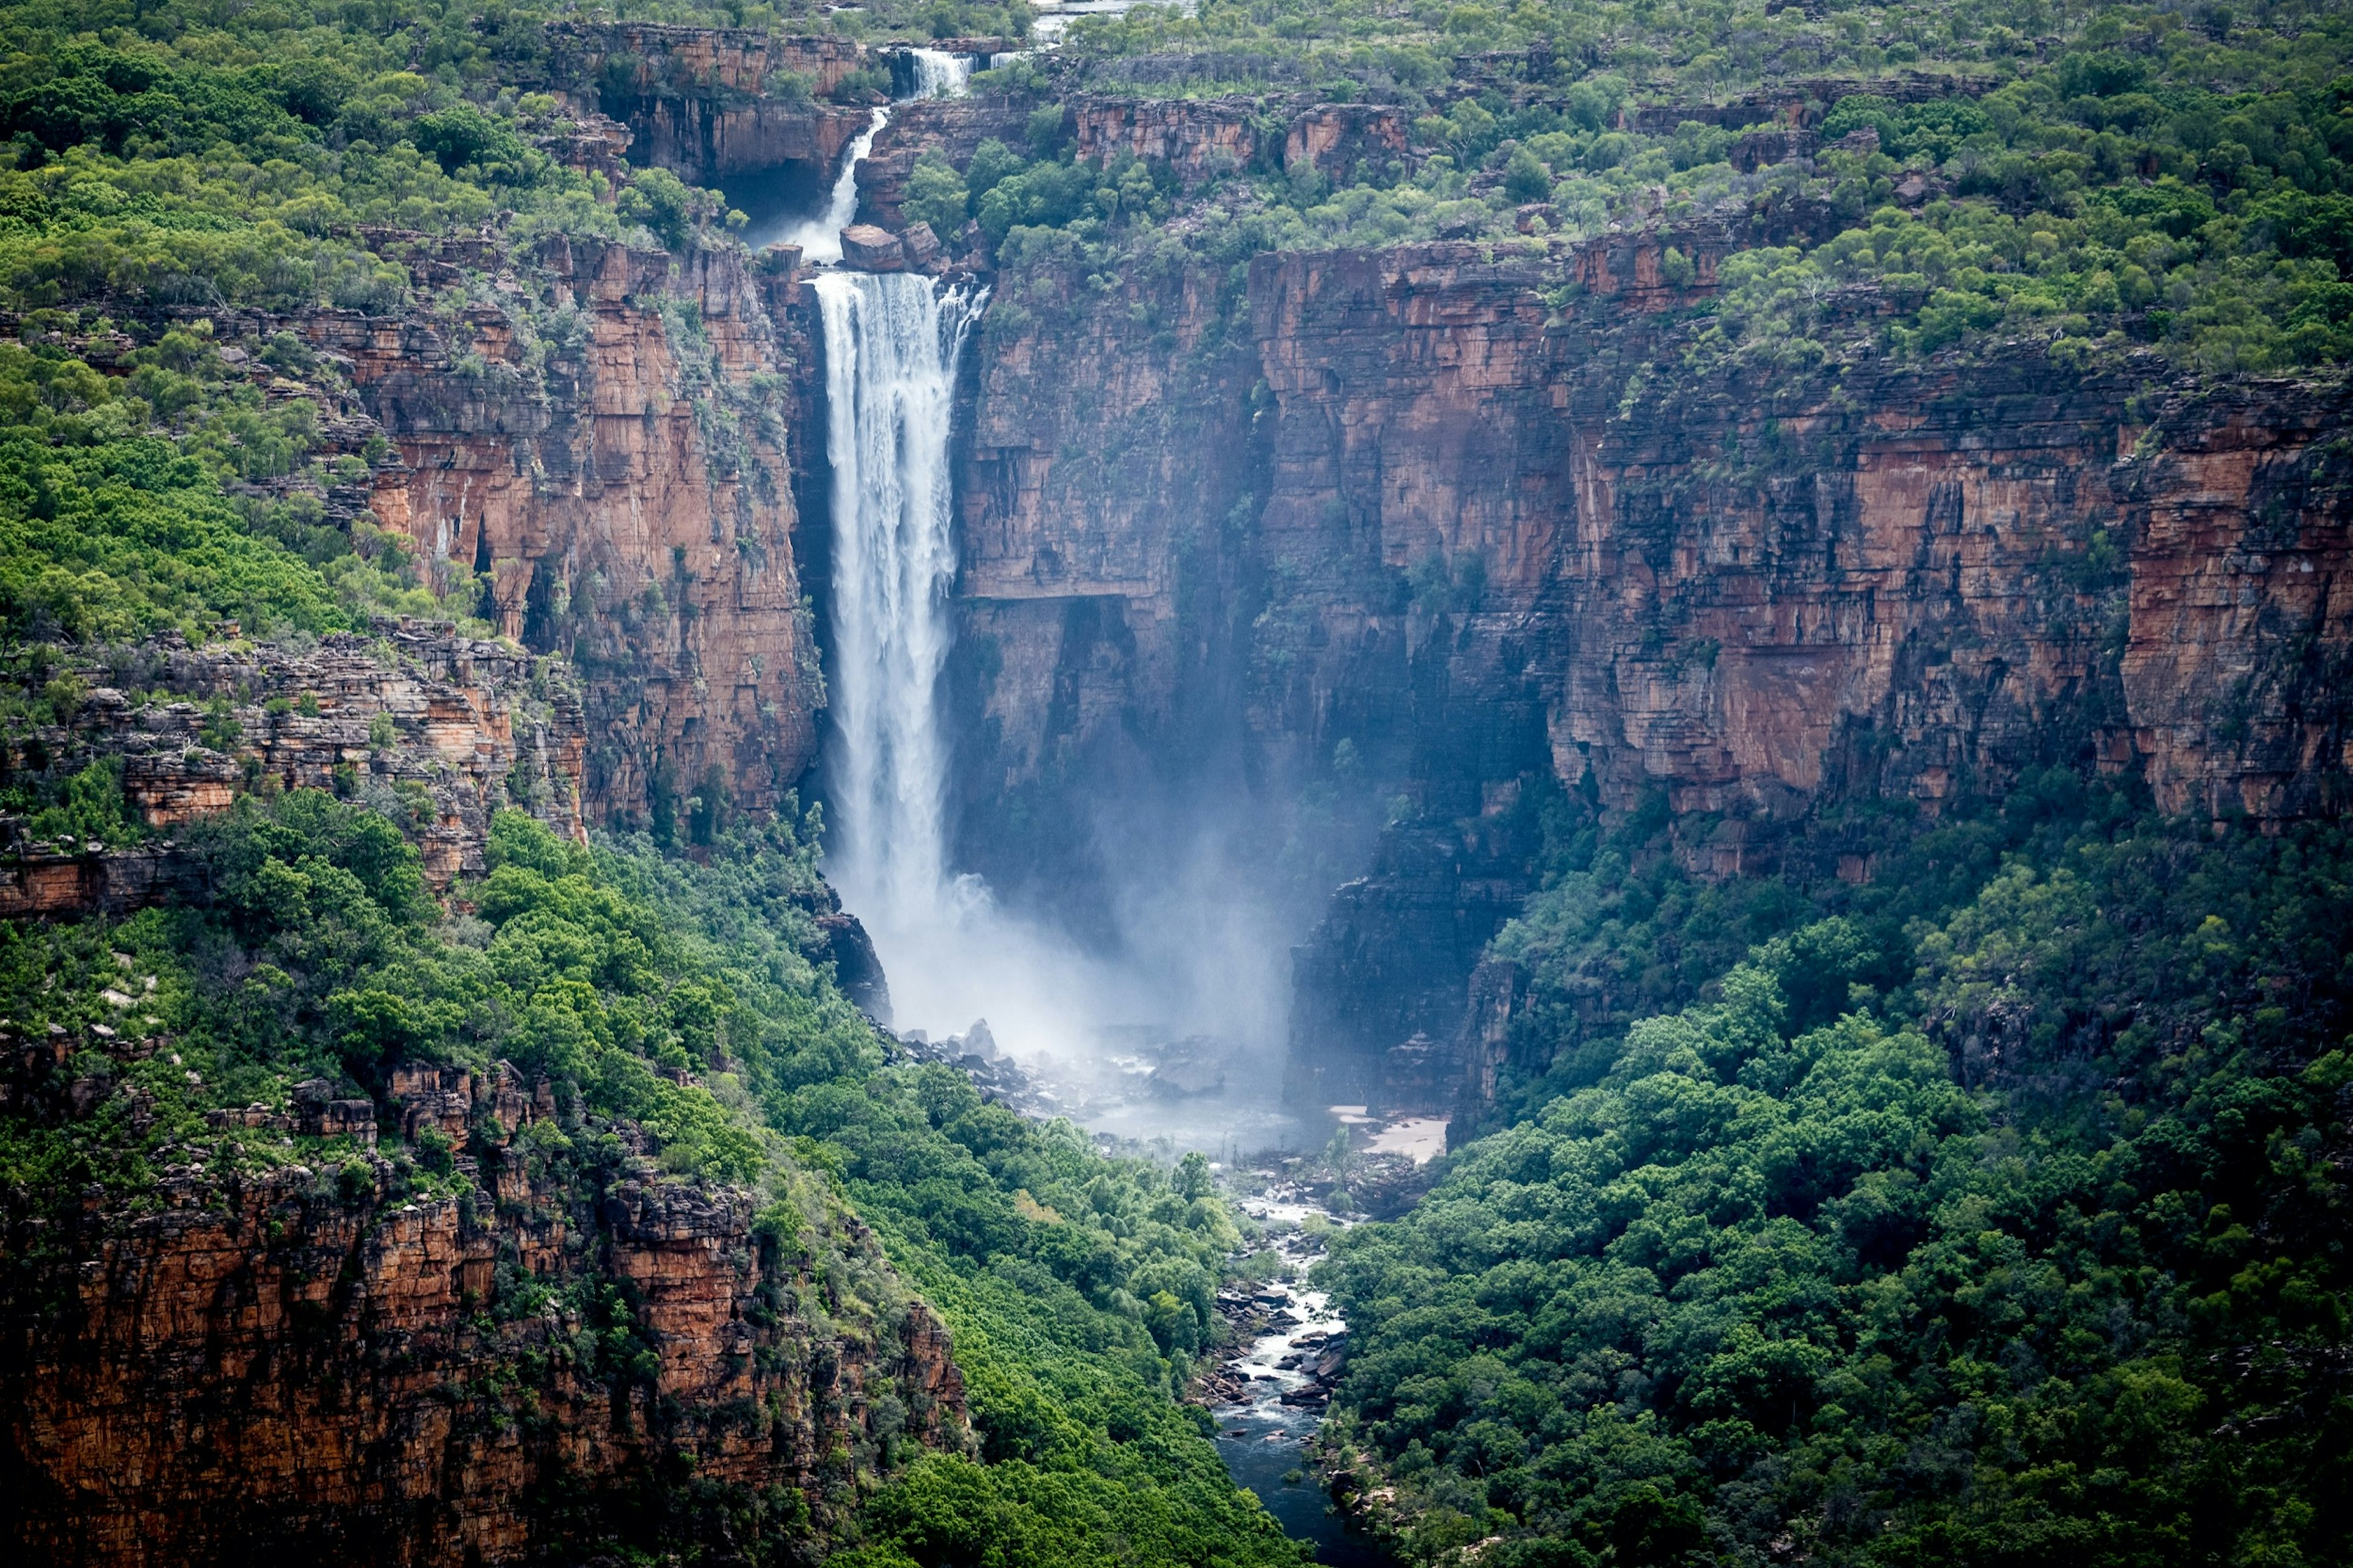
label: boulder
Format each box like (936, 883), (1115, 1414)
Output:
(839, 224), (906, 271)
(900, 221), (942, 268)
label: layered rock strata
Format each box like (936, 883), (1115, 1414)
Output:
(945, 232), (2353, 1113)
(315, 235), (823, 825)
(542, 22), (872, 183)
(0, 1059), (966, 1566)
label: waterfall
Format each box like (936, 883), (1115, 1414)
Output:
(907, 48), (973, 99)
(809, 237), (1290, 1104)
(816, 271), (987, 929)
(779, 106), (887, 263)
(772, 56), (969, 263)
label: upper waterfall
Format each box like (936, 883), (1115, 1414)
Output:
(814, 271), (987, 935)
(907, 48), (973, 99)
(773, 53), (968, 263)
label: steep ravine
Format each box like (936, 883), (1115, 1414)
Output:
(4, 25), (2350, 1561)
(196, 24), (2352, 1132)
(939, 232), (2353, 1124)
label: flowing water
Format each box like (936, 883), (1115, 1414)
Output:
(805, 66), (1374, 1563)
(906, 47), (973, 99)
(763, 51), (966, 259)
(772, 106), (888, 263)
(813, 271), (988, 923)
(1213, 1193), (1384, 1566)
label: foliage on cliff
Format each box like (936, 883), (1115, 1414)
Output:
(604, 822), (1302, 1567)
(953, 0), (2353, 377)
(0, 341), (442, 646)
(0, 791), (1300, 1564)
(1316, 795), (2353, 1566)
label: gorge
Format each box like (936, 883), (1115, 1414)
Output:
(2, 1), (2351, 1563)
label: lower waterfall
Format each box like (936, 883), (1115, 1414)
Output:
(814, 272), (1157, 1069)
(814, 270), (987, 931)
(813, 270), (1298, 1149)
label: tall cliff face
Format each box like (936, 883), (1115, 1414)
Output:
(320, 236), (824, 827)
(943, 259), (1277, 918)
(0, 1061), (965, 1565)
(945, 234), (2353, 1110)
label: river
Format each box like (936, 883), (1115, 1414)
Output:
(1208, 1188), (1385, 1566)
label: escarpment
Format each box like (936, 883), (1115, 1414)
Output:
(6, 15), (2352, 1556)
(316, 233), (824, 826)
(0, 1059), (966, 1565)
(539, 22), (875, 184)
(942, 230), (2353, 1114)
(1, 621), (583, 918)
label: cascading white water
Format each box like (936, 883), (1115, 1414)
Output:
(907, 48), (973, 99)
(773, 56), (968, 262)
(816, 271), (988, 928)
(779, 105), (887, 264)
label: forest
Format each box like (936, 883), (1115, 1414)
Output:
(0, 794), (1306, 1564)
(1318, 785), (2353, 1565)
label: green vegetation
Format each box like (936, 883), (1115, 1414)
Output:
(0, 792), (1300, 1564)
(941, 0), (2353, 375)
(1316, 789), (2353, 1565)
(4, 0), (2351, 1561)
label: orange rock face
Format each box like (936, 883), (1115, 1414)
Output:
(313, 240), (822, 827)
(949, 237), (2352, 1103)
(959, 237), (2351, 838)
(2, 1074), (967, 1566)
(540, 23), (873, 183)
(1071, 96), (1261, 184)
(1282, 105), (1409, 184)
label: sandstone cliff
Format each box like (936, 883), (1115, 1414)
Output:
(1, 619), (584, 917)
(943, 232), (2353, 1112)
(540, 21), (873, 185)
(317, 234), (824, 827)
(0, 1056), (964, 1565)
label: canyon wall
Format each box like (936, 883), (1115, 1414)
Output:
(541, 22), (872, 183)
(0, 1058), (964, 1565)
(946, 232), (2353, 1111)
(317, 235), (824, 827)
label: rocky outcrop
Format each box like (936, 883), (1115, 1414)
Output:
(315, 236), (822, 827)
(0, 846), (206, 922)
(1620, 69), (2001, 134)
(1070, 96), (1261, 184)
(854, 96), (1035, 232)
(1283, 105), (1409, 185)
(839, 223), (907, 271)
(0, 620), (585, 915)
(0, 1064), (966, 1566)
(543, 23), (873, 184)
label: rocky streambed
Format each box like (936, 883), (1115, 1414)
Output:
(1202, 1189), (1387, 1566)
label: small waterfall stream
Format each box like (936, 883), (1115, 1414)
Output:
(773, 50), (964, 262)
(778, 107), (887, 263)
